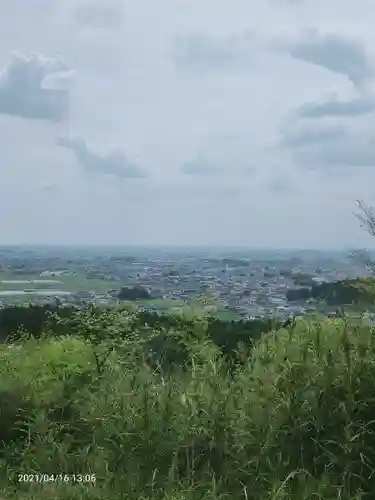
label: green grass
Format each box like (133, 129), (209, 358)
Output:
(2, 308), (375, 499)
(0, 271), (121, 294)
(131, 298), (187, 308)
(214, 309), (241, 322)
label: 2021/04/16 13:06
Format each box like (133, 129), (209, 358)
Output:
(18, 474), (96, 484)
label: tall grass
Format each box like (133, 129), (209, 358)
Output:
(1, 312), (375, 499)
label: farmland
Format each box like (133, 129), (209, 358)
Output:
(0, 271), (121, 294)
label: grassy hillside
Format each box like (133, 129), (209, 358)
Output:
(1, 305), (375, 499)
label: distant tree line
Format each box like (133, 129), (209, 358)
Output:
(291, 273), (316, 287)
(279, 270), (316, 287)
(221, 258), (248, 267)
(286, 279), (375, 305)
(0, 304), (282, 370)
(117, 286), (151, 300)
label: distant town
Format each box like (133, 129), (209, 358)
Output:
(0, 246), (372, 320)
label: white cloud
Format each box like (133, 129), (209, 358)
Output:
(72, 0), (124, 30)
(57, 136), (148, 179)
(40, 181), (59, 192)
(266, 177), (293, 194)
(294, 94), (375, 118)
(0, 52), (73, 122)
(294, 135), (375, 168)
(174, 30), (256, 70)
(182, 157), (222, 176)
(279, 114), (375, 169)
(278, 29), (374, 87)
(280, 121), (347, 148)
(1, 0), (375, 247)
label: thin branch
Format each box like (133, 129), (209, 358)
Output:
(354, 200), (375, 238)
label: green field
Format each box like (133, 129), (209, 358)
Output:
(0, 271), (240, 320)
(125, 298), (187, 308)
(215, 309), (241, 321)
(0, 272), (122, 294)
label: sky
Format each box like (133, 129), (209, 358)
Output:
(1, 0), (375, 248)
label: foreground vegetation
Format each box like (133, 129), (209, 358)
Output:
(1, 302), (375, 499)
(287, 276), (375, 307)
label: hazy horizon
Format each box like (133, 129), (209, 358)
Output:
(0, 243), (372, 253)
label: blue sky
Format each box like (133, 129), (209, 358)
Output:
(1, 0), (375, 248)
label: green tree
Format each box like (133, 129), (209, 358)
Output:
(118, 286), (151, 301)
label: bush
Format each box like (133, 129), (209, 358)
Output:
(1, 308), (375, 499)
(118, 286), (151, 301)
